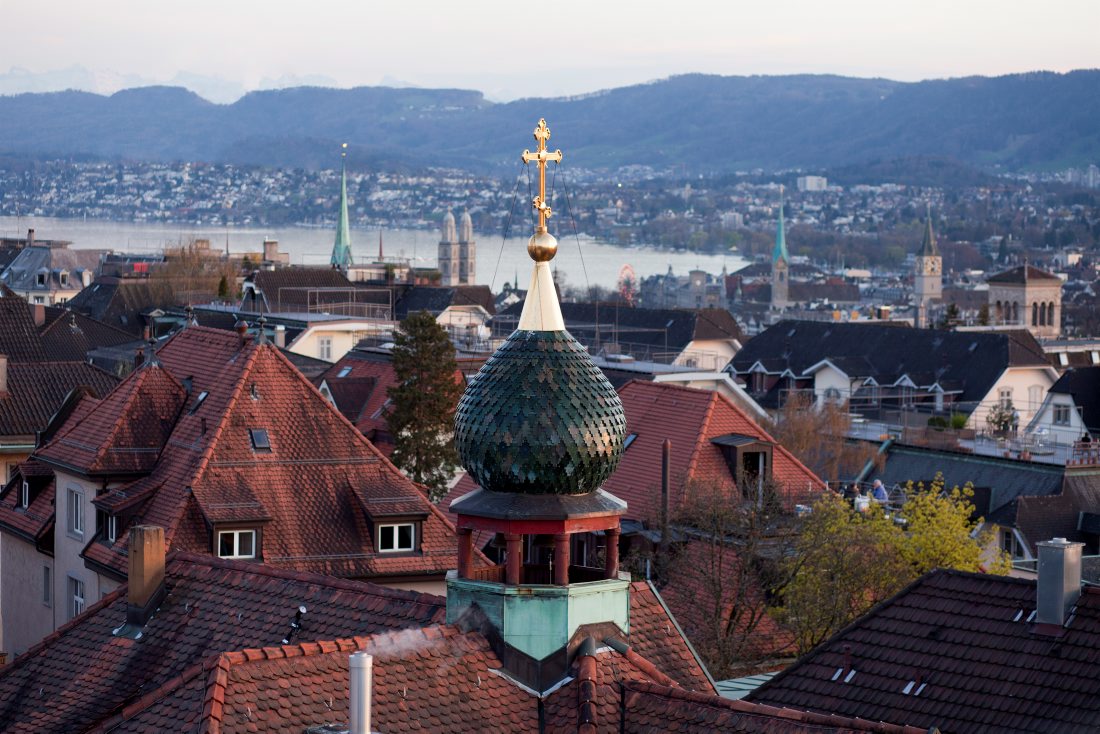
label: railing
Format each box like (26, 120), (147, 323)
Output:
(463, 563), (608, 585)
(468, 565), (504, 583)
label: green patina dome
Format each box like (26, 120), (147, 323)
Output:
(454, 329), (626, 495)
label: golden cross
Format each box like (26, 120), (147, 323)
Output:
(521, 119), (563, 233)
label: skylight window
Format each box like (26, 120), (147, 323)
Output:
(337, 366), (353, 378)
(623, 433), (638, 449)
(249, 429), (271, 451)
(188, 391), (209, 414)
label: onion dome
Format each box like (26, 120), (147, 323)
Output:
(454, 120), (625, 495)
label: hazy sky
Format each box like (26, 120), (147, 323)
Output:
(4, 0), (1099, 100)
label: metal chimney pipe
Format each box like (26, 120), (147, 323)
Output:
(349, 651), (372, 734)
(1036, 537), (1084, 630)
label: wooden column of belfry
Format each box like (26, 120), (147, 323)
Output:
(457, 528), (473, 579)
(553, 533), (570, 585)
(505, 533), (523, 585)
(604, 527), (620, 579)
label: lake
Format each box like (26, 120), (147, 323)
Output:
(0, 216), (748, 291)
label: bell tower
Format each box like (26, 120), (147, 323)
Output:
(448, 119), (629, 691)
(914, 205), (942, 328)
(771, 186), (789, 310)
(438, 209), (459, 286)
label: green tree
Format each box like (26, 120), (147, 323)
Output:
(774, 494), (908, 654)
(388, 311), (465, 500)
(775, 475), (1009, 654)
(217, 275), (230, 299)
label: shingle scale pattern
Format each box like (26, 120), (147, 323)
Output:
(455, 329), (625, 495)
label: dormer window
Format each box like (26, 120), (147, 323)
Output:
(36, 273), (46, 286)
(59, 271), (69, 286)
(218, 529), (257, 559)
(107, 515), (118, 543)
(249, 428), (271, 451)
(20, 480), (29, 509)
(378, 523), (415, 553)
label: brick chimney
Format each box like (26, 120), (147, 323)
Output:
(31, 303), (45, 327)
(126, 525), (166, 627)
(1035, 537), (1084, 634)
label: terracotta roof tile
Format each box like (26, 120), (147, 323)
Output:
(23, 326), (464, 581)
(749, 569), (1100, 733)
(0, 552), (446, 733)
(606, 381), (825, 522)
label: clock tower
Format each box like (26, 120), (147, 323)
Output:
(914, 206), (942, 328)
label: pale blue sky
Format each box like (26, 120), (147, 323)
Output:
(3, 0), (1098, 101)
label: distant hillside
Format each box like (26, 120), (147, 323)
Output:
(1, 71), (1098, 173)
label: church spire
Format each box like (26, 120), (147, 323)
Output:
(330, 144), (353, 271)
(772, 185), (789, 265)
(919, 203), (939, 257)
(517, 119), (565, 331)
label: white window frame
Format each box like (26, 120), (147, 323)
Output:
(378, 522), (415, 553)
(43, 566), (51, 607)
(319, 336), (333, 361)
(69, 576), (85, 619)
(217, 529), (257, 559)
(998, 388), (1013, 409)
(107, 515), (118, 543)
(20, 480), (29, 508)
(67, 487), (85, 538)
(1054, 404), (1072, 426)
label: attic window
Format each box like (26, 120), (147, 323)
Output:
(249, 429), (271, 451)
(188, 391), (209, 414)
(1091, 352), (1100, 365)
(378, 522), (415, 552)
(59, 272), (68, 286)
(1059, 353), (1069, 366)
(217, 529), (257, 559)
(36, 273), (46, 286)
(20, 480), (29, 509)
(623, 433), (638, 449)
(107, 515), (118, 543)
(337, 366), (353, 378)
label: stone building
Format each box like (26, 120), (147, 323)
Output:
(987, 264), (1063, 339)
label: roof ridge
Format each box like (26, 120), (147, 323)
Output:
(623, 680), (927, 733)
(167, 551), (447, 606)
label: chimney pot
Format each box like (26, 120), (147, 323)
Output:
(349, 651), (372, 734)
(1036, 537), (1084, 631)
(274, 324), (286, 348)
(126, 525), (166, 627)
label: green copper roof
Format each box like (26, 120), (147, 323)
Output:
(454, 330), (626, 495)
(772, 196), (789, 265)
(330, 157), (353, 270)
(919, 208), (939, 257)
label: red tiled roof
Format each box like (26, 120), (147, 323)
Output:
(749, 568), (1100, 733)
(0, 461), (55, 542)
(27, 326), (466, 581)
(659, 541), (795, 670)
(0, 552), (446, 733)
(627, 580), (715, 693)
(0, 361), (117, 439)
(606, 381), (825, 522)
(38, 362), (186, 475)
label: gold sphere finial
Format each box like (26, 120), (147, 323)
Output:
(527, 231), (558, 262)
(341, 142), (348, 158)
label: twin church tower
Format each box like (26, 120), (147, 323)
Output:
(438, 208), (477, 286)
(329, 144), (476, 286)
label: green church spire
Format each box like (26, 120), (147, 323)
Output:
(919, 203), (939, 257)
(330, 143), (353, 271)
(772, 186), (789, 265)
